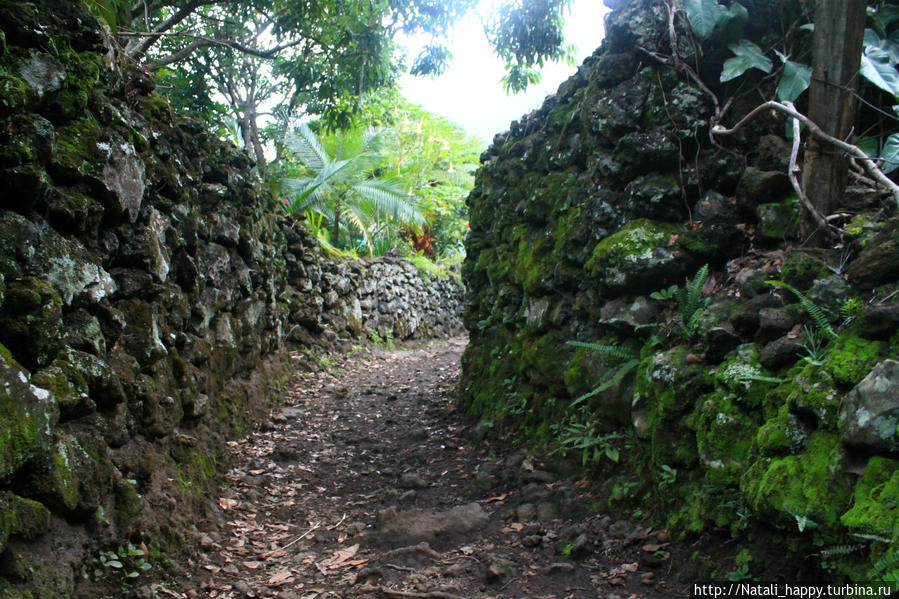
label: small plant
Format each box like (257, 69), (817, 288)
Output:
(840, 296), (865, 324)
(767, 280), (838, 364)
(565, 341), (640, 408)
(869, 550), (899, 582)
(555, 422), (623, 465)
(99, 543), (152, 580)
(652, 264), (711, 341)
(658, 464), (678, 488)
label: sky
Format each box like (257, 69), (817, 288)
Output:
(399, 0), (610, 144)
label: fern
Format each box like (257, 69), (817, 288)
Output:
(569, 359), (639, 408)
(819, 544), (862, 558)
(766, 280), (837, 340)
(678, 264), (710, 340)
(566, 341), (639, 360)
(869, 550), (899, 580)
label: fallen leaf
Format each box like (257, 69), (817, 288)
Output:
(320, 543), (359, 568)
(243, 560), (262, 569)
(268, 570), (293, 585)
(522, 459), (534, 471)
(642, 544), (660, 552)
(483, 492), (508, 503)
(249, 469), (266, 476)
(666, 233), (679, 246)
(217, 498), (238, 510)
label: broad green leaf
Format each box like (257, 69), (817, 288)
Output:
(869, 5), (899, 38)
(683, 0), (726, 40)
(861, 46), (899, 96)
(799, 23), (814, 32)
(854, 136), (879, 159)
(865, 28), (899, 64)
(719, 2), (748, 43)
(776, 58), (812, 101)
(720, 39), (772, 82)
(880, 133), (899, 174)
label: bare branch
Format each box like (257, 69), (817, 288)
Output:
(712, 101), (899, 206)
(782, 101), (829, 233)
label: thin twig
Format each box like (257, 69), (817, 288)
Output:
(260, 521), (320, 558)
(712, 101), (899, 205)
(327, 513), (347, 530)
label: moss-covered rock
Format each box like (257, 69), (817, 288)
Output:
(741, 432), (851, 530)
(756, 196), (799, 240)
(0, 277), (63, 368)
(840, 456), (899, 542)
(780, 251), (832, 292)
(842, 360), (899, 454)
(0, 492), (50, 554)
(585, 219), (689, 296)
(825, 334), (884, 387)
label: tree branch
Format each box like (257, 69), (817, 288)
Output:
(134, 32), (304, 69)
(712, 101), (899, 206)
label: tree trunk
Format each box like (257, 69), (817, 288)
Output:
(332, 201), (342, 248)
(800, 0), (866, 244)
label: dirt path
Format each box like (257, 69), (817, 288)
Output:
(165, 338), (687, 599)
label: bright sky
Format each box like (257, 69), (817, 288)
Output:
(399, 0), (610, 144)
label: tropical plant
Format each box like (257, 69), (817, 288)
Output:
(281, 124), (424, 255)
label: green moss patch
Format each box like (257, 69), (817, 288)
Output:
(825, 334), (884, 387)
(841, 457), (899, 542)
(741, 432), (851, 530)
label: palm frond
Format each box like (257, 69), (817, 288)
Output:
(353, 180), (424, 226)
(286, 124), (329, 170)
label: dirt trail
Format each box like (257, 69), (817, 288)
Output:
(168, 338), (688, 599)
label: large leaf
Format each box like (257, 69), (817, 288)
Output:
(720, 39), (772, 82)
(861, 46), (899, 96)
(865, 28), (899, 65)
(683, 0), (726, 40)
(719, 2), (748, 43)
(869, 5), (899, 38)
(286, 124), (329, 171)
(775, 52), (812, 102)
(880, 133), (899, 174)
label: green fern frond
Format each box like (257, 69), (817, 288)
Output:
(869, 550), (899, 579)
(566, 341), (639, 359)
(819, 544), (862, 558)
(851, 533), (896, 544)
(766, 280), (837, 340)
(569, 359), (639, 409)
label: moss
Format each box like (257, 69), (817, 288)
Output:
(783, 364), (841, 430)
(0, 492), (51, 553)
(825, 333), (884, 387)
(52, 117), (104, 178)
(740, 432), (851, 530)
(670, 485), (747, 536)
(690, 392), (760, 486)
(51, 49), (101, 120)
(756, 404), (806, 457)
(0, 352), (52, 481)
(32, 364), (93, 420)
(30, 435), (81, 513)
(756, 196), (800, 240)
(586, 219), (682, 274)
(0, 71), (27, 113)
(713, 344), (776, 409)
(780, 251), (832, 292)
(840, 457), (899, 541)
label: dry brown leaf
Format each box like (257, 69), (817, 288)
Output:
(320, 543), (359, 568)
(641, 544), (660, 552)
(666, 233), (679, 246)
(217, 497), (238, 510)
(249, 469), (266, 475)
(268, 570), (293, 585)
(482, 492), (509, 503)
(243, 560), (262, 569)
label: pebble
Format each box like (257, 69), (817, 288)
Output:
(233, 580), (252, 596)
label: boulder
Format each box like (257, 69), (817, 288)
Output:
(842, 360), (899, 454)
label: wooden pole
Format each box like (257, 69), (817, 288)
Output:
(800, 0), (866, 244)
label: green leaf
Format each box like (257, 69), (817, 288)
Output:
(776, 57), (812, 101)
(854, 136), (879, 159)
(869, 5), (899, 38)
(683, 0), (726, 40)
(719, 2), (748, 43)
(880, 133), (899, 174)
(721, 39), (772, 82)
(106, 560), (123, 569)
(861, 46), (899, 96)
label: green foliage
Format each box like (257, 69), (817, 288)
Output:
(775, 51), (813, 102)
(869, 550), (899, 581)
(721, 39), (772, 82)
(280, 124), (424, 255)
(766, 280), (837, 341)
(99, 543), (152, 580)
(650, 264), (710, 341)
(556, 423), (624, 465)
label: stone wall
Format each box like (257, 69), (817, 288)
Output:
(0, 1), (461, 595)
(461, 0), (899, 577)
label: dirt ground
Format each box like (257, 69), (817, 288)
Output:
(141, 337), (690, 599)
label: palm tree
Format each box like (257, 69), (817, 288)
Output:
(281, 124), (424, 255)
